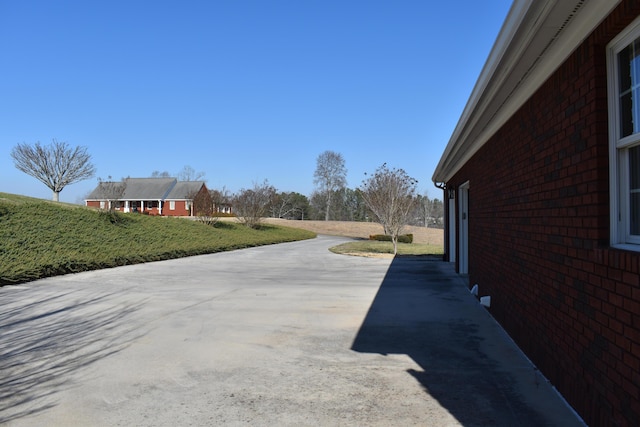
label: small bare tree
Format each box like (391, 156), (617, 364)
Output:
(11, 139), (96, 201)
(210, 187), (232, 214)
(313, 151), (347, 221)
(177, 165), (206, 181)
(361, 164), (418, 255)
(270, 191), (309, 220)
(415, 192), (436, 227)
(97, 176), (126, 212)
(186, 186), (218, 225)
(233, 180), (276, 229)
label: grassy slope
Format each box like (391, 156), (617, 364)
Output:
(0, 193), (315, 285)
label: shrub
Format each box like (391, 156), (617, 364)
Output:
(196, 215), (219, 226)
(233, 180), (276, 229)
(369, 234), (413, 243)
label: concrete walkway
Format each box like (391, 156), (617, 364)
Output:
(0, 236), (584, 426)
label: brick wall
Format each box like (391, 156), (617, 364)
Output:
(447, 3), (640, 425)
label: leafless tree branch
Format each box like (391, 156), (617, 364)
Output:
(10, 139), (96, 201)
(233, 180), (276, 228)
(313, 151), (347, 221)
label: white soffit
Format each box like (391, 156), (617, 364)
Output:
(432, 0), (621, 184)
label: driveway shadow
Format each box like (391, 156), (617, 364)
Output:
(351, 256), (550, 427)
(0, 287), (145, 423)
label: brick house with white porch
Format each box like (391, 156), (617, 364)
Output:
(85, 177), (208, 217)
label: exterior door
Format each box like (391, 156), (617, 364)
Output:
(459, 182), (470, 274)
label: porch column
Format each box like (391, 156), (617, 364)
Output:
(158, 200), (162, 216)
(125, 200), (130, 213)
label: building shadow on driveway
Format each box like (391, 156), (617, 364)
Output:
(351, 256), (553, 427)
(0, 288), (145, 423)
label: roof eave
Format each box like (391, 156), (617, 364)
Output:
(432, 0), (620, 184)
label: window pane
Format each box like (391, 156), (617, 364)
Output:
(619, 40), (640, 137)
(634, 39), (640, 86)
(630, 146), (640, 235)
(621, 92), (634, 137)
(620, 45), (632, 90)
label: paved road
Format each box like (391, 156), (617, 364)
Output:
(0, 236), (584, 426)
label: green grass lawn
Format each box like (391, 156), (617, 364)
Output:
(329, 240), (444, 256)
(0, 193), (315, 286)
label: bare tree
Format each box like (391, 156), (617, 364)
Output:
(414, 192), (434, 227)
(177, 165), (206, 181)
(191, 187), (217, 225)
(361, 164), (418, 255)
(151, 170), (171, 178)
(431, 198), (444, 227)
(313, 150), (347, 221)
(308, 190), (326, 220)
(96, 176), (126, 212)
(270, 192), (309, 220)
(233, 180), (276, 228)
(415, 193), (444, 228)
(210, 186), (232, 214)
(309, 188), (361, 221)
(11, 139), (96, 201)
(340, 187), (368, 222)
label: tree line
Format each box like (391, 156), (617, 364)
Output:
(198, 151), (443, 226)
(201, 184), (442, 225)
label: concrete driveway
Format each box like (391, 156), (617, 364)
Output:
(0, 236), (583, 426)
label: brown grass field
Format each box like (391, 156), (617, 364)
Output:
(263, 218), (444, 247)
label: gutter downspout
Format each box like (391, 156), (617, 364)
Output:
(434, 182), (449, 262)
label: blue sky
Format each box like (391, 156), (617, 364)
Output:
(1, 0), (511, 203)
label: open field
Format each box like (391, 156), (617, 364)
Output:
(262, 218), (444, 246)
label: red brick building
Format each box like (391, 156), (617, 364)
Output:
(433, 1), (640, 425)
(85, 177), (208, 217)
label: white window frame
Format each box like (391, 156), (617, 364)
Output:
(607, 16), (640, 250)
(169, 200), (175, 210)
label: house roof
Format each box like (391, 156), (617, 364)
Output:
(122, 178), (176, 200)
(432, 0), (620, 184)
(166, 181), (206, 200)
(85, 181), (126, 200)
(86, 178), (205, 200)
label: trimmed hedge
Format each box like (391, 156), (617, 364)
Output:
(369, 234), (413, 244)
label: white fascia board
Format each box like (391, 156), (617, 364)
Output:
(432, 0), (531, 185)
(432, 0), (621, 184)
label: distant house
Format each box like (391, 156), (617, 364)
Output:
(433, 1), (640, 425)
(85, 177), (208, 217)
(214, 203), (233, 215)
